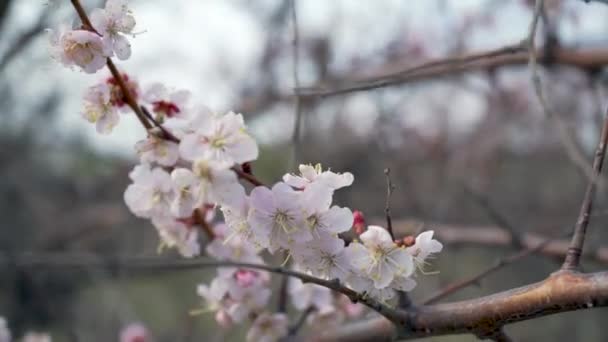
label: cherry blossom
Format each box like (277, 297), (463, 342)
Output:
(135, 133), (179, 166)
(91, 0), (137, 60)
(179, 111), (258, 168)
(0, 317), (10, 342)
(283, 164), (354, 190)
(106, 73), (139, 110)
(48, 28), (111, 73)
(22, 332), (52, 342)
(143, 83), (191, 121)
(294, 236), (352, 282)
(169, 168), (199, 218)
(346, 225), (414, 289)
(82, 83), (119, 134)
(300, 183), (353, 240)
(248, 182), (310, 253)
(152, 217), (200, 257)
(406, 230), (443, 269)
(124, 164), (173, 219)
(189, 159), (246, 208)
(119, 322), (149, 342)
(206, 224), (262, 263)
(246, 313), (288, 342)
(289, 278), (334, 312)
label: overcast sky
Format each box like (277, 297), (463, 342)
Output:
(3, 0), (608, 156)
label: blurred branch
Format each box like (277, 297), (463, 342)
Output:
(2, 254), (403, 324)
(295, 47), (608, 98)
(462, 183), (523, 249)
(422, 227), (571, 305)
(527, 0), (597, 185)
(0, 7), (50, 72)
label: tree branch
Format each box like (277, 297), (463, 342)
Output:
(317, 270), (608, 341)
(562, 106), (608, 269)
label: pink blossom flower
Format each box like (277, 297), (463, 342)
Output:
(179, 111), (258, 168)
(119, 322), (149, 342)
(143, 83), (191, 121)
(91, 0), (137, 60)
(152, 217), (200, 258)
(345, 226), (414, 289)
(283, 164), (353, 190)
(134, 133), (179, 166)
(82, 83), (119, 134)
(246, 313), (288, 342)
(248, 182), (309, 253)
(124, 164), (173, 219)
(49, 28), (111, 73)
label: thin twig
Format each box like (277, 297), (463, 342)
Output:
(140, 106), (180, 143)
(288, 306), (314, 337)
(289, 0), (303, 168)
(3, 254), (404, 323)
(384, 168), (395, 240)
(526, 0), (597, 183)
(296, 44), (525, 98)
(422, 228), (572, 305)
(562, 107), (608, 269)
(462, 183), (523, 249)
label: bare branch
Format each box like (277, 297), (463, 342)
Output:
(383, 168), (395, 240)
(562, 107), (608, 269)
(317, 270), (608, 341)
(462, 183), (523, 249)
(422, 227), (571, 305)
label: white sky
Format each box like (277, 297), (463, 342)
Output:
(3, 0), (608, 156)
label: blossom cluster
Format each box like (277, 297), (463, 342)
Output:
(0, 317), (51, 342)
(48, 1), (444, 341)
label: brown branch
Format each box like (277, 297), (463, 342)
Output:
(562, 107), (608, 269)
(390, 219), (608, 265)
(316, 270), (608, 341)
(295, 47), (608, 98)
(383, 168), (395, 240)
(422, 228), (571, 305)
(462, 184), (523, 249)
(69, 0), (152, 131)
(527, 0), (597, 185)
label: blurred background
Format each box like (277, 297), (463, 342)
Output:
(2, 0), (608, 340)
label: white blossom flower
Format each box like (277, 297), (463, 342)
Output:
(289, 278), (334, 312)
(119, 322), (149, 342)
(190, 159), (246, 208)
(48, 28), (111, 73)
(248, 182), (310, 253)
(346, 272), (396, 302)
(124, 164), (173, 219)
(246, 313), (288, 342)
(152, 217), (200, 258)
(294, 236), (352, 282)
(301, 183), (353, 240)
(223, 270), (271, 322)
(206, 223), (262, 263)
(169, 168), (200, 218)
(283, 164), (354, 190)
(345, 226), (414, 289)
(406, 230), (443, 268)
(82, 83), (119, 134)
(91, 0), (136, 60)
(179, 111), (258, 168)
(220, 195), (257, 245)
(143, 83), (191, 121)
(22, 332), (51, 342)
(0, 317), (10, 342)
(134, 133), (179, 166)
